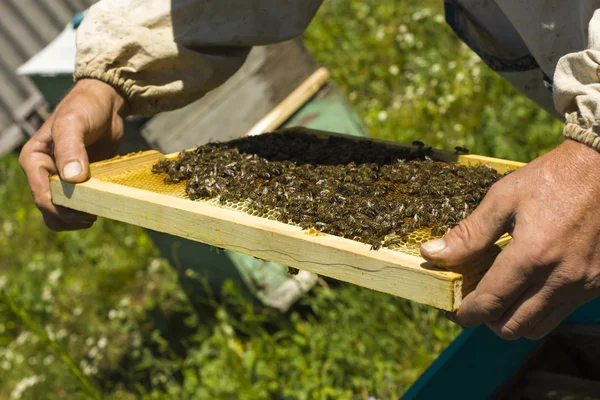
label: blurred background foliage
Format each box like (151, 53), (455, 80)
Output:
(0, 0), (563, 398)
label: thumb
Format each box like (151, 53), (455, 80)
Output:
(52, 112), (91, 183)
(420, 185), (513, 267)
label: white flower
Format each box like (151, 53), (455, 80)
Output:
(148, 258), (161, 273)
(73, 307), (83, 317)
(388, 65), (399, 76)
(41, 287), (52, 302)
(434, 14), (445, 23)
(108, 309), (117, 320)
(403, 33), (415, 45)
(45, 326), (55, 341)
(43, 355), (54, 366)
(2, 221), (14, 237)
(10, 375), (42, 399)
(15, 332), (31, 346)
(88, 347), (99, 359)
(85, 337), (95, 347)
(56, 329), (67, 340)
(124, 235), (135, 246)
(431, 64), (441, 73)
(80, 360), (98, 376)
(398, 24), (408, 33)
(27, 261), (43, 272)
(97, 337), (107, 349)
(412, 9), (431, 21)
(377, 111), (388, 122)
(80, 360), (91, 376)
(375, 26), (385, 41)
(47, 269), (62, 286)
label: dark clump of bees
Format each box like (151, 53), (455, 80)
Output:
(151, 130), (505, 250)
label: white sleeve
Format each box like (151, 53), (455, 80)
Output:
(554, 9), (600, 150)
(74, 0), (323, 116)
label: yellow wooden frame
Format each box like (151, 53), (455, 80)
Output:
(49, 130), (525, 311)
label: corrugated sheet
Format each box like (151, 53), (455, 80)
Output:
(0, 0), (97, 155)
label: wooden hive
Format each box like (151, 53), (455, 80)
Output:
(49, 128), (524, 311)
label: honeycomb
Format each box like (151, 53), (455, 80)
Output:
(100, 162), (444, 257)
(99, 129), (515, 257)
(100, 164), (188, 198)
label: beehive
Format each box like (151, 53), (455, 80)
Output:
(50, 128), (524, 311)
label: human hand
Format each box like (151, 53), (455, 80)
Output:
(19, 79), (129, 231)
(420, 139), (600, 340)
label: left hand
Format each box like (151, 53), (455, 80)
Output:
(420, 138), (600, 340)
(18, 79), (128, 231)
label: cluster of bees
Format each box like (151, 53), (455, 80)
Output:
(152, 130), (504, 250)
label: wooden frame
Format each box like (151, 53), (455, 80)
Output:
(49, 128), (525, 312)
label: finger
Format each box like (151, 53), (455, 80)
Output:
(27, 162), (96, 228)
(55, 205), (97, 225)
(44, 213), (96, 232)
(420, 183), (514, 267)
(19, 133), (96, 228)
(51, 112), (90, 183)
(448, 241), (533, 327)
(486, 285), (554, 340)
(524, 302), (577, 341)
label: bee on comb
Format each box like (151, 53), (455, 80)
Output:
(152, 131), (503, 250)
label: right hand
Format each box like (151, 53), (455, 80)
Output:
(19, 79), (130, 231)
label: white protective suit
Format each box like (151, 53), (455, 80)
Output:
(74, 0), (600, 151)
(75, 0), (600, 151)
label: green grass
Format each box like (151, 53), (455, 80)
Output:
(0, 0), (564, 398)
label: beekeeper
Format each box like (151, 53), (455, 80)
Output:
(18, 0), (600, 340)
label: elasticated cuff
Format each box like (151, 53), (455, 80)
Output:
(563, 112), (600, 151)
(73, 69), (146, 116)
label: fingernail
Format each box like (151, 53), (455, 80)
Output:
(63, 161), (82, 179)
(421, 238), (446, 254)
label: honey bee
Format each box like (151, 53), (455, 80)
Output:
(152, 131), (503, 252)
